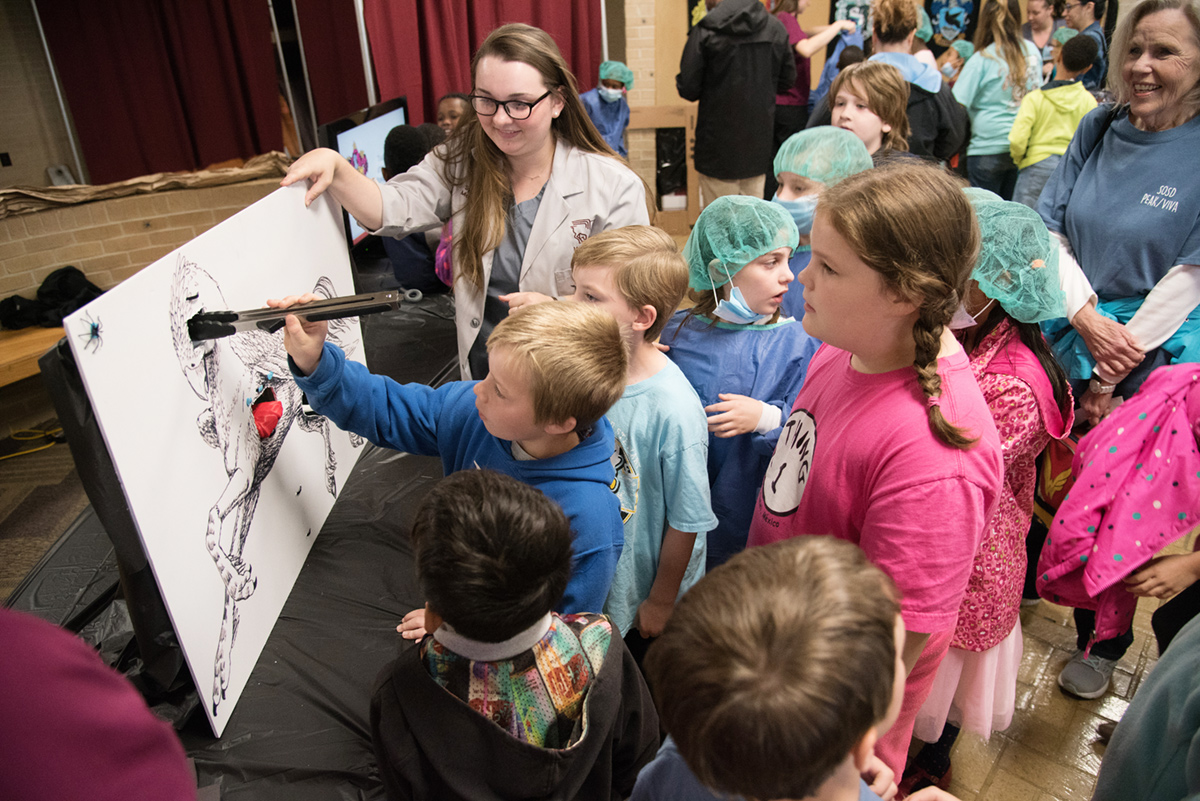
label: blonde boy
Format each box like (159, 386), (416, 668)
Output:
(275, 296), (628, 614)
(566, 226), (718, 651)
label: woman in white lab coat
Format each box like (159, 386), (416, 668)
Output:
(284, 23), (650, 379)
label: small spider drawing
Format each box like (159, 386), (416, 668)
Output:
(78, 311), (103, 353)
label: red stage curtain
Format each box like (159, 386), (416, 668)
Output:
(294, 0), (371, 125)
(35, 0), (282, 185)
(363, 0), (603, 125)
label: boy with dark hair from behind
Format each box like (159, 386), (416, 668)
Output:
(633, 536), (965, 801)
(1008, 33), (1099, 210)
(371, 469), (660, 801)
(379, 124), (448, 294)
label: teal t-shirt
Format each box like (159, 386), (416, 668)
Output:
(953, 40), (1042, 156)
(603, 359), (718, 636)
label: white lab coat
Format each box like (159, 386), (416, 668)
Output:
(372, 139), (650, 379)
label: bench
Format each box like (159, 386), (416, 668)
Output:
(0, 327), (65, 388)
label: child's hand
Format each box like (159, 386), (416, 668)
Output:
(907, 789), (964, 801)
(267, 293), (328, 377)
(397, 608), (428, 640)
(705, 394), (764, 438)
(500, 292), (554, 311)
(860, 754), (897, 801)
(839, 18), (858, 33)
(280, 148), (343, 207)
(1124, 552), (1200, 599)
(634, 597), (675, 638)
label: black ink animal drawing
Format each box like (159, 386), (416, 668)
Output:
(169, 254), (362, 717)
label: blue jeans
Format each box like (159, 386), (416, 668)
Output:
(1012, 154), (1061, 210)
(967, 152), (1019, 201)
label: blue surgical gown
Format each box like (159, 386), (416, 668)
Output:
(662, 310), (820, 570)
(580, 88), (630, 158)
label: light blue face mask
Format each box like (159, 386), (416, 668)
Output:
(941, 62), (958, 78)
(598, 87), (624, 103)
(710, 260), (770, 324)
(714, 285), (771, 324)
(772, 194), (819, 235)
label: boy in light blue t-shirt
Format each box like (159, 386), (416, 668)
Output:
(507, 226), (717, 655)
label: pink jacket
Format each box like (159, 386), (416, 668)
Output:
(1037, 365), (1200, 645)
(954, 320), (1073, 651)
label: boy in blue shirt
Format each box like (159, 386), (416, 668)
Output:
(501, 225), (718, 656)
(274, 297), (628, 616)
(570, 226), (718, 654)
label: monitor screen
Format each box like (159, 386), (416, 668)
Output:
(319, 96), (408, 246)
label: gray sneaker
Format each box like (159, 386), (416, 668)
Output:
(1058, 651), (1116, 699)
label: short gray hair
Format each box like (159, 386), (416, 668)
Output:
(1108, 0), (1200, 114)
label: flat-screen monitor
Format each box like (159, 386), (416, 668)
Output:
(317, 96), (409, 246)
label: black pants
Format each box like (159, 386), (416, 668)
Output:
(1074, 607), (1134, 660)
(1153, 580), (1200, 655)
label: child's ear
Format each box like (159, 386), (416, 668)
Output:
(543, 416), (578, 437)
(850, 724), (880, 773)
(882, 122), (893, 134)
(632, 304), (658, 334)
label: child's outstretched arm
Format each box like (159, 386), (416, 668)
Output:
(267, 293), (329, 376)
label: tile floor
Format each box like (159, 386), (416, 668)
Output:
(925, 532), (1196, 801)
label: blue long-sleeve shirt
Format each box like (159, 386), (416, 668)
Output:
(293, 342), (624, 613)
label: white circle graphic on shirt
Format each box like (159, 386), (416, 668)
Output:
(761, 408), (816, 517)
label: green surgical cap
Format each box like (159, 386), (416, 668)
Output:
(599, 61), (634, 90)
(951, 40), (974, 60)
(1052, 27), (1079, 45)
(774, 127), (873, 188)
(916, 7), (934, 42)
(964, 188), (1066, 324)
(683, 196), (799, 290)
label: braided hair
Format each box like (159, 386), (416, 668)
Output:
(821, 162), (981, 449)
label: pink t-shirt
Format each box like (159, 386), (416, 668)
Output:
(748, 344), (1004, 633)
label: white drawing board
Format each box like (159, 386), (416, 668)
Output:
(64, 185), (366, 736)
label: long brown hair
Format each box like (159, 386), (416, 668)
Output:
(872, 0), (920, 43)
(439, 24), (626, 293)
(831, 62), (912, 152)
(821, 162), (982, 449)
(975, 0), (1035, 101)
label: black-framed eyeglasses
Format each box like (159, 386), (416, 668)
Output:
(468, 91), (552, 120)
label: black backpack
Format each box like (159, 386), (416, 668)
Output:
(0, 266), (103, 329)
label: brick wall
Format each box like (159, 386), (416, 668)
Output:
(624, 0), (658, 202)
(0, 178), (279, 302)
(0, 177), (279, 438)
(0, 0), (77, 188)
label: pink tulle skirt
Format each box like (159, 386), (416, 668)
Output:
(912, 620), (1023, 743)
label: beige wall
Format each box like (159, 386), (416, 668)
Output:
(0, 179), (279, 304)
(0, 0), (80, 188)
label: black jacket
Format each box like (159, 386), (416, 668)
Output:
(809, 74), (968, 162)
(677, 0), (796, 180)
(370, 631), (660, 800)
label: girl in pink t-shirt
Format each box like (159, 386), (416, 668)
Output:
(746, 162), (1004, 779)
